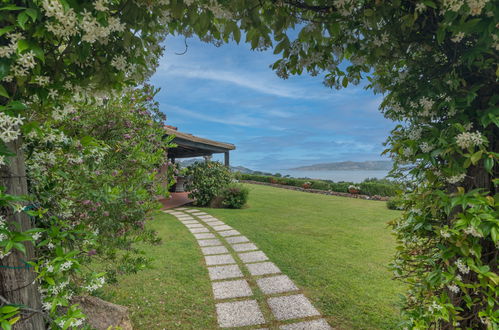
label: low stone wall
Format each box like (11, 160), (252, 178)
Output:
(240, 180), (390, 201)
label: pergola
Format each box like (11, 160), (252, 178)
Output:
(163, 126), (236, 166)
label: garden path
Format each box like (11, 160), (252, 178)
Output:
(163, 208), (332, 329)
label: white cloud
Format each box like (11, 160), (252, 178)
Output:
(163, 104), (284, 130)
(158, 65), (330, 100)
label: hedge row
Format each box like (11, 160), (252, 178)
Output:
(236, 173), (400, 197)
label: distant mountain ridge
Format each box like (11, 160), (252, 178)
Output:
(289, 160), (392, 171)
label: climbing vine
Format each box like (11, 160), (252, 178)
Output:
(1, 0), (497, 328)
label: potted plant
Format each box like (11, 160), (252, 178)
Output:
(348, 184), (361, 194)
(174, 167), (190, 192)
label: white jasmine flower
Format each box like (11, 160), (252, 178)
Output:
(455, 131), (483, 149)
(0, 155), (5, 166)
(464, 226), (482, 237)
(416, 3), (427, 12)
(94, 0), (109, 11)
(60, 261), (73, 271)
(447, 284), (460, 293)
(440, 229), (451, 238)
(48, 89), (59, 100)
(47, 242), (55, 249)
(447, 173), (466, 184)
(456, 259), (470, 274)
(42, 301), (52, 311)
(419, 142), (433, 153)
(111, 55), (127, 71)
(451, 32), (465, 43)
(32, 232), (42, 241)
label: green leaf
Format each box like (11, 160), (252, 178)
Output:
(342, 76), (348, 88)
(17, 40), (29, 52)
(0, 85), (9, 98)
(17, 12), (29, 30)
(470, 150), (483, 165)
(25, 8), (38, 21)
(0, 26), (14, 37)
(0, 307), (18, 314)
(0, 6), (25, 11)
(484, 157), (494, 173)
(1, 320), (12, 330)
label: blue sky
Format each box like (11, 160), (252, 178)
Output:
(151, 35), (394, 172)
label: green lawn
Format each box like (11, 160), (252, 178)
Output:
(103, 183), (403, 329)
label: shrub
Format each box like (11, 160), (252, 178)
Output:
(221, 184), (249, 209)
(386, 196), (404, 210)
(185, 161), (232, 206)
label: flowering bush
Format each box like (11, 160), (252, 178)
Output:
(1, 0), (497, 328)
(221, 184), (250, 209)
(185, 161), (233, 206)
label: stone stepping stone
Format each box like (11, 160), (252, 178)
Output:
(216, 300), (265, 328)
(185, 224), (205, 228)
(238, 251), (269, 263)
(176, 207), (188, 210)
(256, 275), (299, 295)
(193, 233), (216, 239)
(205, 221), (225, 227)
(201, 246), (229, 255)
(225, 236), (249, 244)
(231, 243), (258, 252)
(247, 262), (281, 276)
(184, 209), (199, 213)
(197, 239), (222, 247)
(180, 220), (198, 224)
(208, 265), (243, 280)
(205, 254), (236, 266)
(218, 230), (241, 237)
(193, 212), (208, 216)
(212, 279), (252, 299)
(213, 225), (233, 231)
(189, 227), (209, 233)
(198, 215), (216, 219)
(279, 319), (332, 329)
(268, 294), (320, 320)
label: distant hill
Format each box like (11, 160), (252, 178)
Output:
(289, 160), (392, 171)
(178, 160), (266, 175)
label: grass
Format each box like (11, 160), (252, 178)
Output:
(103, 183), (403, 329)
(100, 212), (217, 329)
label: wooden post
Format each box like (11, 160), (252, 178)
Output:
(0, 139), (45, 329)
(224, 151), (230, 167)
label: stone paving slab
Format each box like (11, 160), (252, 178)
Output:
(201, 246), (229, 255)
(231, 243), (258, 252)
(218, 230), (241, 237)
(193, 212), (208, 216)
(208, 265), (243, 280)
(256, 275), (299, 295)
(212, 225), (233, 231)
(205, 254), (237, 266)
(226, 236), (250, 244)
(247, 262), (281, 276)
(198, 239), (222, 247)
(193, 233), (216, 239)
(176, 216), (193, 219)
(212, 279), (252, 299)
(268, 294), (320, 320)
(205, 221), (225, 227)
(216, 300), (265, 328)
(279, 319), (332, 329)
(185, 223), (205, 228)
(198, 215), (216, 219)
(189, 227), (210, 233)
(180, 220), (198, 224)
(184, 209), (199, 213)
(238, 251), (269, 263)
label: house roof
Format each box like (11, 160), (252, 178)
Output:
(164, 126), (235, 159)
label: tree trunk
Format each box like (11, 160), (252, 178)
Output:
(0, 139), (45, 329)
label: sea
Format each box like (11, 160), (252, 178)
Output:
(275, 170), (390, 183)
